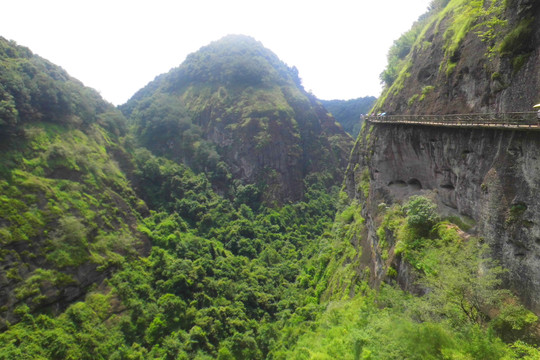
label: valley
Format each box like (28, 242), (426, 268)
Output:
(1, 0), (540, 358)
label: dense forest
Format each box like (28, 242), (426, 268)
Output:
(0, 35), (350, 358)
(1, 0), (540, 358)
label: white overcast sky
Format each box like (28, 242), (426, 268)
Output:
(1, 0), (432, 105)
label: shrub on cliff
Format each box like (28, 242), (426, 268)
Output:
(404, 195), (440, 234)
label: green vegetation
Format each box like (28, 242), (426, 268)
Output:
(0, 145), (341, 358)
(358, 167), (371, 198)
(404, 195), (440, 234)
(380, 25), (423, 89)
(419, 85), (434, 101)
(0, 121), (141, 316)
(407, 85), (435, 107)
(405, 84), (435, 107)
(320, 97), (376, 137)
(408, 94), (419, 107)
(0, 36), (139, 328)
(276, 196), (540, 358)
(122, 35), (352, 204)
(0, 38), (125, 137)
(374, 0), (534, 110)
(2, 32), (540, 360)
(498, 16), (535, 72)
(506, 202), (527, 226)
(0, 35), (349, 358)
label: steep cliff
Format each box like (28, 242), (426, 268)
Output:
(347, 122), (540, 310)
(345, 0), (540, 311)
(122, 35), (353, 204)
(374, 0), (540, 114)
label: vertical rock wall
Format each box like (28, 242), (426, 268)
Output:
(346, 122), (540, 311)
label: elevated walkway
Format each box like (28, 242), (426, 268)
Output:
(365, 112), (540, 130)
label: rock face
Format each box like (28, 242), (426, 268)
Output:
(346, 122), (540, 311)
(374, 0), (540, 114)
(351, 0), (540, 311)
(123, 35), (353, 204)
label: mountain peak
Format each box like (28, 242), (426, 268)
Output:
(169, 34), (300, 91)
(123, 36), (352, 204)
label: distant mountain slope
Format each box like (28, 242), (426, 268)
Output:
(122, 35), (353, 204)
(373, 0), (540, 114)
(0, 38), (126, 136)
(320, 96), (376, 137)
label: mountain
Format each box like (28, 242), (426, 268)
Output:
(2, 12), (540, 358)
(121, 35), (353, 204)
(282, 1), (540, 357)
(0, 37), (147, 328)
(352, 0), (540, 309)
(320, 96), (376, 137)
(0, 36), (353, 358)
(373, 0), (539, 114)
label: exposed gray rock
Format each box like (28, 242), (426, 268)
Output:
(378, 2), (540, 115)
(347, 122), (540, 311)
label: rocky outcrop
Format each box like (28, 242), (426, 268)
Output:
(346, 122), (540, 311)
(376, 0), (540, 114)
(355, 0), (540, 311)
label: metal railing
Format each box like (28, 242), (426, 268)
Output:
(365, 112), (540, 129)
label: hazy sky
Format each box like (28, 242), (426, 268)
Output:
(1, 0), (432, 105)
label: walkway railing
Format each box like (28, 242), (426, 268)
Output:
(365, 112), (539, 129)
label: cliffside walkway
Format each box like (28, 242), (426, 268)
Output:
(365, 112), (540, 130)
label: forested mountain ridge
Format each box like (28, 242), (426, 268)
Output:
(121, 35), (353, 204)
(0, 38), (126, 136)
(373, 0), (540, 114)
(320, 96), (376, 137)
